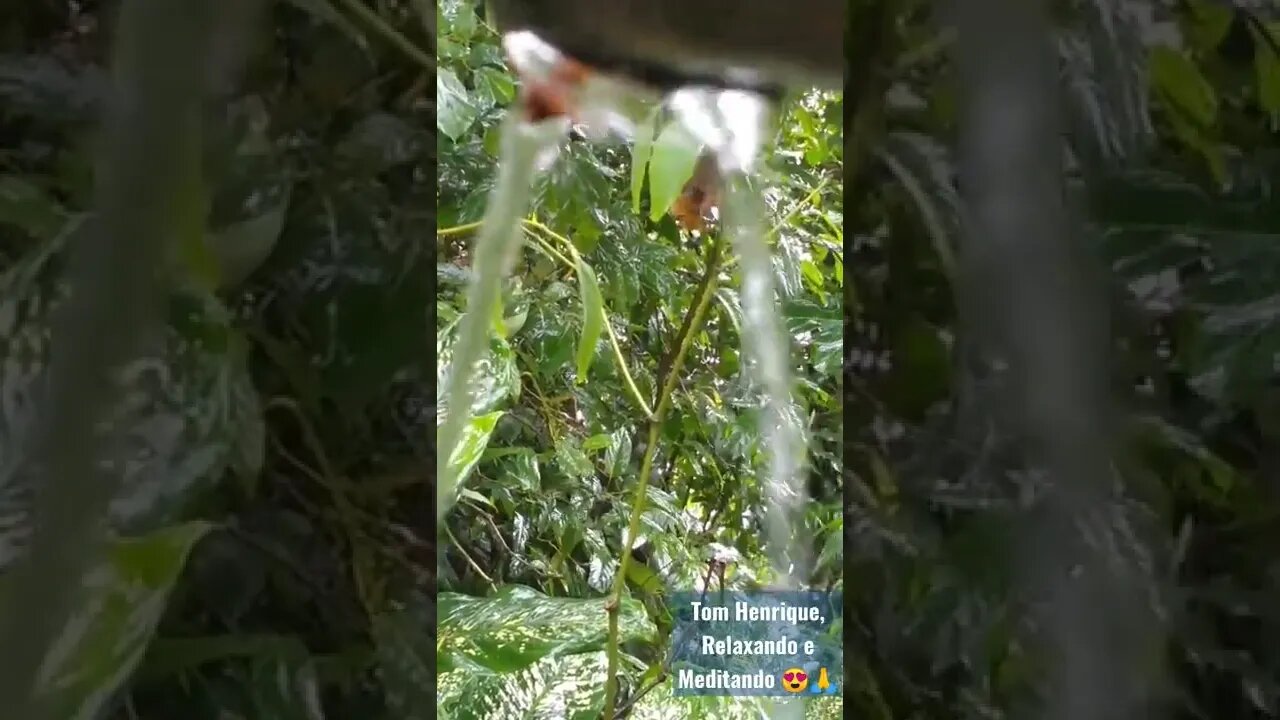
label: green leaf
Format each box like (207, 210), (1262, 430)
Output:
(38, 522), (213, 720)
(474, 66), (516, 108)
(448, 411), (504, 495)
(438, 651), (609, 719)
(554, 437), (594, 479)
(582, 434), (612, 452)
(438, 68), (479, 141)
(574, 258), (606, 383)
(631, 109), (659, 214)
(436, 585), (652, 673)
(209, 185), (291, 289)
(646, 122), (702, 222)
(1149, 45), (1217, 129)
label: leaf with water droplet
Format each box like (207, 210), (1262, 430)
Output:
(574, 257), (605, 384)
(646, 122), (701, 222)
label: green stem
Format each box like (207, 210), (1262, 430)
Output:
(600, 236), (725, 720)
(439, 217), (657, 418)
(522, 218), (656, 419)
(438, 220), (483, 237)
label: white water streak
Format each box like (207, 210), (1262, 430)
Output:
(671, 89), (811, 602)
(436, 113), (565, 522)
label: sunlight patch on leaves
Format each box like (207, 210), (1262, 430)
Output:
(437, 584), (653, 673)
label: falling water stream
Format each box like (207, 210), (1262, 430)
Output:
(669, 88), (811, 593)
(436, 110), (565, 522)
(437, 31), (812, 718)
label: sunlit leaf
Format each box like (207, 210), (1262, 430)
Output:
(436, 585), (652, 673)
(646, 123), (702, 222)
(438, 68), (480, 141)
(447, 411), (504, 495)
(574, 257), (606, 384)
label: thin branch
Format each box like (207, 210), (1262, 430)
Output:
(601, 234), (726, 720)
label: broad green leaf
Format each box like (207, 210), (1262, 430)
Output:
(1149, 46), (1217, 129)
(603, 428), (632, 479)
(625, 559), (664, 597)
(437, 584), (652, 673)
(582, 434), (612, 452)
(474, 66), (516, 108)
(209, 185), (291, 289)
(631, 109), (659, 214)
(438, 68), (479, 141)
(574, 258), (606, 383)
(438, 650), (608, 719)
(554, 437), (594, 479)
(38, 522), (213, 720)
(646, 123), (702, 222)
(492, 448), (541, 492)
(448, 411), (504, 494)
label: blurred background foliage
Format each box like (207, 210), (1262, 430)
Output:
(843, 1), (1280, 719)
(0, 0), (1278, 718)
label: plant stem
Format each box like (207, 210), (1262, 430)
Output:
(521, 219), (656, 419)
(600, 235), (725, 720)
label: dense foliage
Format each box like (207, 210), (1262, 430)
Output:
(435, 2), (844, 716)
